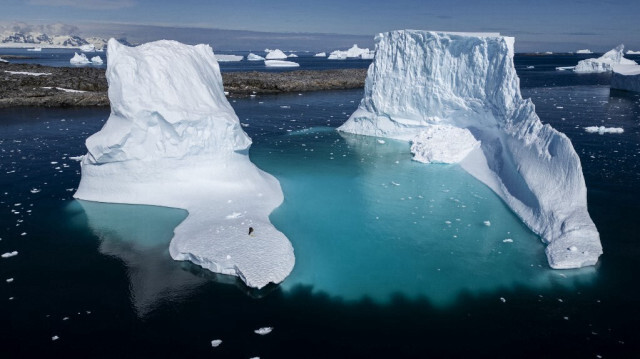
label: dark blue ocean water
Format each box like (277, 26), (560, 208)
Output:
(1, 55), (640, 358)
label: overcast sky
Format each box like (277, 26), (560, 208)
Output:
(2, 0), (639, 51)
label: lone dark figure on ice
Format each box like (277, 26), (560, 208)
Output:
(248, 227), (254, 236)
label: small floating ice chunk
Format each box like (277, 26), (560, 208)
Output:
(1, 251), (18, 258)
(377, 139), (385, 144)
(30, 188), (41, 193)
(391, 181), (400, 186)
(503, 239), (513, 243)
(584, 126), (624, 134)
(483, 221), (491, 226)
(254, 327), (273, 335)
(6, 278), (14, 283)
(52, 335), (59, 341)
(500, 297), (506, 303)
(210, 339), (222, 347)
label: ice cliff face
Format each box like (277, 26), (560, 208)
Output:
(339, 30), (602, 269)
(574, 44), (637, 73)
(611, 64), (640, 93)
(75, 39), (294, 289)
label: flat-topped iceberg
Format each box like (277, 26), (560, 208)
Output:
(339, 30), (602, 269)
(627, 50), (640, 55)
(574, 45), (637, 73)
(74, 39), (294, 289)
(264, 59), (299, 67)
(611, 64), (640, 93)
(215, 54), (243, 62)
(576, 49), (592, 54)
(70, 52), (90, 65)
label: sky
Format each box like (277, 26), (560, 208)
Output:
(1, 0), (639, 51)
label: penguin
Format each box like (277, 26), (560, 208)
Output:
(248, 227), (254, 236)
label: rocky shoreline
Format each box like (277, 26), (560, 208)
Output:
(0, 62), (366, 108)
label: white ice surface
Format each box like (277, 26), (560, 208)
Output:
(410, 125), (480, 164)
(314, 52), (326, 57)
(264, 60), (299, 67)
(91, 56), (103, 64)
(70, 52), (90, 65)
(287, 53), (298, 58)
(338, 30), (602, 269)
(73, 39), (294, 289)
(254, 327), (273, 335)
(265, 49), (288, 60)
(574, 45), (637, 73)
(584, 126), (624, 134)
(215, 54), (243, 62)
(627, 50), (640, 55)
(611, 64), (640, 93)
(80, 44), (95, 52)
(210, 339), (222, 347)
(576, 49), (592, 54)
(247, 53), (265, 61)
(556, 66), (576, 71)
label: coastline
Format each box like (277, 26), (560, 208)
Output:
(0, 62), (366, 108)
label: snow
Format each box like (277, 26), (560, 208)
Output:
(410, 125), (480, 164)
(70, 52), (91, 65)
(264, 60), (299, 68)
(254, 327), (273, 335)
(584, 126), (624, 134)
(73, 38), (295, 289)
(41, 87), (87, 93)
(4, 70), (51, 76)
(80, 44), (95, 52)
(314, 52), (326, 57)
(338, 30), (602, 270)
(247, 53), (265, 61)
(265, 49), (288, 60)
(573, 45), (637, 73)
(215, 54), (243, 62)
(91, 56), (103, 64)
(611, 64), (640, 93)
(576, 49), (592, 54)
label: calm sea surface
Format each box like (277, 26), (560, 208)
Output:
(1, 55), (639, 358)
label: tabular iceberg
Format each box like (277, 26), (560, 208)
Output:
(338, 30), (602, 269)
(611, 64), (640, 93)
(573, 45), (637, 73)
(74, 39), (294, 289)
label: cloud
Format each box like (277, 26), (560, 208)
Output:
(1, 22), (80, 36)
(27, 0), (135, 10)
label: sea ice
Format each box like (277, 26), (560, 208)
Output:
(70, 52), (91, 65)
(584, 126), (624, 134)
(264, 60), (299, 68)
(338, 30), (602, 269)
(265, 49), (288, 60)
(573, 45), (637, 73)
(611, 64), (640, 93)
(247, 53), (265, 61)
(73, 39), (294, 289)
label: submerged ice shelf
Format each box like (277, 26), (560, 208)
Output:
(73, 39), (294, 289)
(339, 30), (602, 269)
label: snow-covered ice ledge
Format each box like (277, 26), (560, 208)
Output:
(339, 30), (602, 269)
(74, 39), (294, 289)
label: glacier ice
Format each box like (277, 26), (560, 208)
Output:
(573, 45), (637, 73)
(70, 52), (90, 65)
(611, 64), (640, 93)
(338, 30), (602, 269)
(73, 39), (294, 289)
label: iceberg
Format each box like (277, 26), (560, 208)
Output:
(265, 49), (288, 60)
(584, 126), (624, 134)
(247, 52), (265, 61)
(287, 53), (298, 58)
(574, 45), (637, 73)
(90, 56), (103, 64)
(576, 49), (592, 54)
(70, 52), (90, 65)
(80, 44), (95, 52)
(27, 47), (42, 52)
(314, 52), (326, 57)
(0, 56), (7, 63)
(627, 50), (640, 55)
(73, 39), (294, 289)
(611, 64), (640, 93)
(215, 54), (243, 62)
(328, 45), (373, 60)
(338, 30), (602, 269)
(264, 59), (299, 67)
(327, 51), (347, 60)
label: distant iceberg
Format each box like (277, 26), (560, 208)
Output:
(247, 53), (265, 61)
(70, 52), (91, 65)
(264, 59), (299, 68)
(584, 126), (624, 134)
(327, 51), (347, 60)
(91, 56), (103, 64)
(215, 54), (243, 62)
(27, 47), (42, 52)
(627, 50), (640, 55)
(339, 30), (602, 269)
(576, 49), (592, 54)
(80, 44), (95, 52)
(265, 49), (288, 60)
(574, 45), (637, 73)
(74, 39), (294, 289)
(314, 52), (326, 57)
(0, 56), (7, 63)
(328, 44), (372, 60)
(287, 53), (298, 58)
(611, 64), (640, 93)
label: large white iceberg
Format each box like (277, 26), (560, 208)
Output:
(73, 39), (295, 289)
(265, 49), (288, 60)
(70, 52), (91, 65)
(611, 64), (640, 93)
(338, 30), (602, 269)
(574, 45), (637, 73)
